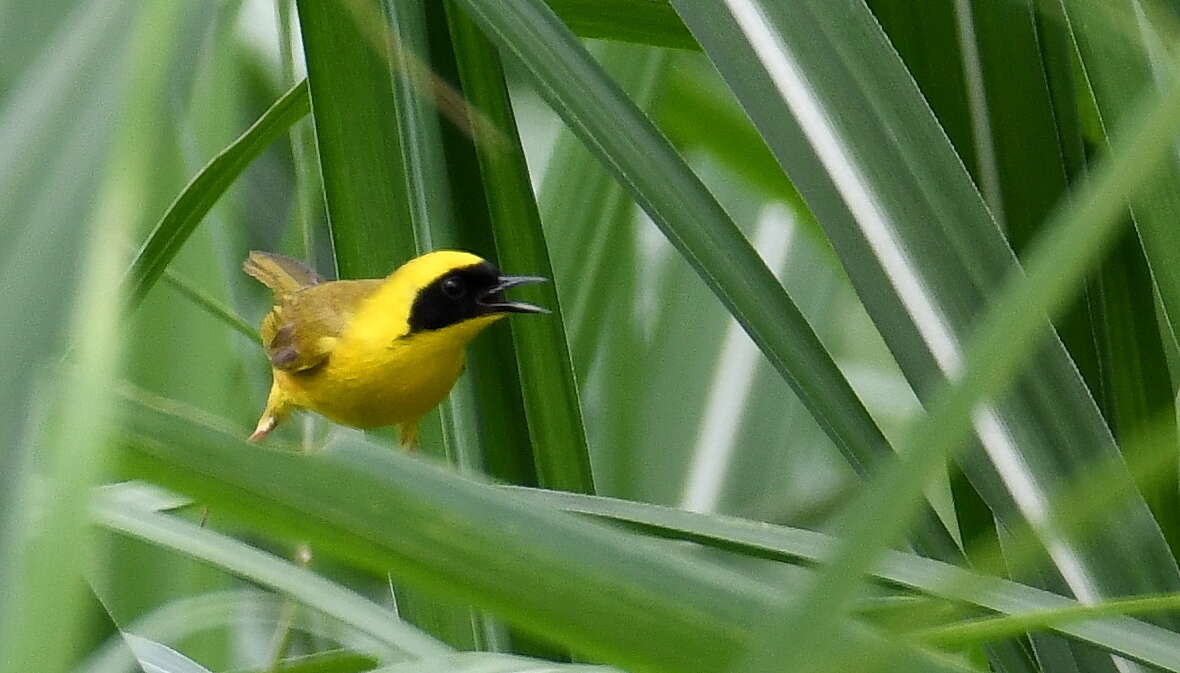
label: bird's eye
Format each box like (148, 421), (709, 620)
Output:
(441, 275), (466, 299)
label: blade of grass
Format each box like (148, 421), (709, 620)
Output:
(542, 0), (695, 50)
(540, 44), (664, 378)
(123, 81), (310, 306)
(120, 635), (214, 673)
(0, 0), (135, 512)
(671, 0), (1180, 646)
(449, 0), (962, 561)
(113, 388), (969, 673)
(114, 387), (772, 673)
(722, 26), (1180, 673)
(510, 487), (1180, 671)
(870, 3), (1102, 669)
(79, 590), (385, 673)
(1060, 1), (1180, 361)
(382, 0), (513, 648)
(296, 0), (484, 648)
(241, 650), (378, 673)
(296, 0), (415, 278)
(92, 487), (451, 660)
(918, 593), (1180, 650)
(1057, 0), (1180, 559)
(158, 267), (259, 342)
(0, 2), (183, 672)
(1090, 231), (1180, 553)
(370, 652), (620, 673)
(447, 5), (593, 494)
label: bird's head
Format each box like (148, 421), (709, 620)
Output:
(393, 250), (547, 339)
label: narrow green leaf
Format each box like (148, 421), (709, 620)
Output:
(1091, 233), (1180, 556)
(870, 3), (1100, 669)
(542, 0), (695, 49)
(92, 487), (452, 660)
(449, 0), (961, 560)
(719, 23), (1180, 673)
(387, 0), (538, 488)
(158, 267), (259, 342)
(123, 81), (310, 306)
(512, 488), (1180, 671)
(540, 43), (664, 378)
(1062, 0), (1180, 363)
(114, 388), (772, 673)
(670, 0), (1180, 647)
(383, 0), (510, 647)
(447, 5), (594, 494)
(240, 650), (378, 673)
(296, 0), (415, 278)
(121, 635), (214, 673)
(112, 390), (965, 673)
(919, 593), (1180, 650)
(1057, 0), (1180, 559)
(371, 652), (619, 673)
(0, 3), (179, 672)
(0, 0), (134, 507)
(78, 590), (380, 673)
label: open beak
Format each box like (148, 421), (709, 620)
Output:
(480, 274), (549, 314)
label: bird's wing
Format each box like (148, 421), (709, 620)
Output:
(262, 279), (384, 372)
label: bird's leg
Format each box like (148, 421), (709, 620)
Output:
(249, 414), (278, 442)
(249, 380), (290, 441)
(398, 421), (419, 452)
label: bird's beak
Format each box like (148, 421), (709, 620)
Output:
(480, 275), (550, 314)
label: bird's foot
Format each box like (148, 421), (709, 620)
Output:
(249, 415), (277, 442)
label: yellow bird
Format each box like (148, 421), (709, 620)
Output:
(243, 249), (546, 446)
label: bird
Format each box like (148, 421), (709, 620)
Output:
(243, 249), (547, 447)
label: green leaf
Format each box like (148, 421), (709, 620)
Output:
(691, 7), (1180, 670)
(78, 590), (382, 673)
(114, 388), (768, 673)
(121, 635), (214, 673)
(669, 0), (1180, 646)
(371, 652), (619, 673)
(539, 42), (664, 389)
(1057, 0), (1180, 559)
(296, 0), (487, 647)
(123, 81), (310, 306)
(511, 487), (1180, 671)
(1061, 1), (1180, 365)
(542, 0), (695, 50)
(918, 593), (1180, 650)
(388, 0), (538, 489)
(296, 0), (415, 277)
(0, 2), (182, 672)
(92, 485), (452, 660)
(448, 0), (961, 561)
(158, 267), (259, 342)
(239, 650), (378, 673)
(377, 0), (514, 647)
(447, 5), (594, 494)
(868, 3), (1104, 669)
(112, 389), (964, 673)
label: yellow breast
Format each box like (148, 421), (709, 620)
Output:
(278, 311), (503, 429)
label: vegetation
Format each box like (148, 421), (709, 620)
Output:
(4, 1), (1180, 672)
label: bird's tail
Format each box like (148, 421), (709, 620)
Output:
(249, 380), (292, 441)
(243, 250), (325, 299)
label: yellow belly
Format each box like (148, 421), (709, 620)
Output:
(277, 328), (470, 429)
